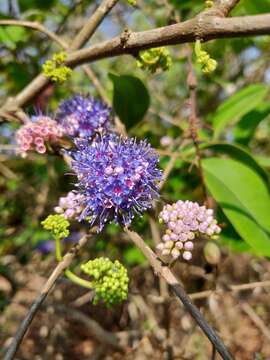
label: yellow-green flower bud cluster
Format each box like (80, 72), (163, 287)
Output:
(137, 47), (172, 73)
(126, 0), (136, 5)
(43, 52), (72, 83)
(195, 40), (217, 74)
(81, 257), (129, 307)
(41, 214), (70, 240)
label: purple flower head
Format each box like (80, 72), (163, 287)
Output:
(56, 94), (112, 138)
(69, 134), (162, 230)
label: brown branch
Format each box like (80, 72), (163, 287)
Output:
(3, 234), (90, 360)
(0, 0), (120, 117)
(211, 0), (240, 17)
(1, 12), (270, 116)
(124, 228), (234, 360)
(241, 302), (270, 342)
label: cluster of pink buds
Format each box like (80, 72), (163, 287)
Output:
(15, 116), (65, 157)
(54, 191), (85, 220)
(157, 200), (221, 261)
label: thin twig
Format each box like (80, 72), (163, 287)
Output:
(159, 152), (178, 190)
(124, 228), (234, 360)
(0, 3), (126, 133)
(69, 0), (119, 50)
(149, 279), (270, 303)
(186, 48), (209, 205)
(3, 234), (90, 360)
(211, 344), (217, 360)
(0, 20), (67, 48)
(241, 302), (270, 342)
(54, 304), (124, 351)
(149, 217), (169, 297)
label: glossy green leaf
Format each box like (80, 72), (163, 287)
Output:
(233, 104), (270, 145)
(220, 233), (255, 254)
(212, 84), (269, 138)
(109, 73), (150, 129)
(201, 142), (269, 185)
(203, 157), (270, 256)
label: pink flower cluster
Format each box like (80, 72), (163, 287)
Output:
(54, 191), (85, 220)
(16, 116), (65, 157)
(157, 200), (221, 261)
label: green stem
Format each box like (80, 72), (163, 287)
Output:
(55, 235), (92, 289)
(55, 236), (62, 262)
(65, 269), (93, 289)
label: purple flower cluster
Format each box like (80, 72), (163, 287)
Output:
(56, 95), (112, 138)
(15, 116), (64, 157)
(70, 134), (162, 230)
(157, 200), (221, 261)
(54, 191), (85, 220)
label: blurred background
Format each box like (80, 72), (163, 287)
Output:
(1, 0), (270, 359)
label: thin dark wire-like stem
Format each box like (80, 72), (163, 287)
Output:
(171, 284), (231, 359)
(3, 293), (47, 360)
(125, 228), (234, 360)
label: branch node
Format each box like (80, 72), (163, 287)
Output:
(120, 28), (132, 49)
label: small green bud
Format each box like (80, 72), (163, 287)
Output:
(81, 257), (129, 307)
(205, 0), (214, 8)
(126, 0), (136, 6)
(137, 47), (172, 73)
(41, 214), (70, 240)
(204, 241), (221, 265)
(42, 51), (72, 83)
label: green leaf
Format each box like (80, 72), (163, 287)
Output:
(0, 26), (27, 49)
(233, 104), (270, 145)
(5, 26), (27, 43)
(19, 0), (56, 11)
(201, 142), (269, 185)
(255, 155), (270, 168)
(0, 28), (16, 49)
(220, 232), (255, 254)
(233, 0), (270, 15)
(123, 246), (146, 266)
(109, 73), (150, 129)
(212, 84), (269, 139)
(202, 157), (270, 256)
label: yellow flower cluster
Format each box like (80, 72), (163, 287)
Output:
(41, 214), (70, 240)
(137, 47), (172, 73)
(42, 52), (72, 83)
(195, 40), (217, 74)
